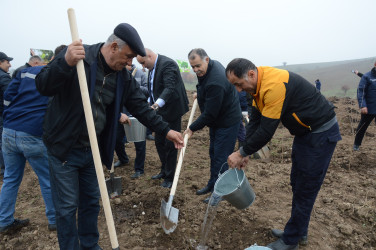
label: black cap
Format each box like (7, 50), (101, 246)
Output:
(0, 52), (13, 61)
(114, 23), (146, 57)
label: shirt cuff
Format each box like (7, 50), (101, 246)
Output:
(156, 98), (165, 108)
(239, 147), (248, 157)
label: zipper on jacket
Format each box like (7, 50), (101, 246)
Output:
(292, 113), (311, 130)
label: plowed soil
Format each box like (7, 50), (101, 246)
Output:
(0, 93), (375, 250)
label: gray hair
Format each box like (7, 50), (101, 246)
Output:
(188, 48), (208, 61)
(29, 55), (42, 63)
(105, 34), (127, 49)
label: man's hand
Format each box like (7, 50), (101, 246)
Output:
(183, 128), (194, 139)
(119, 113), (131, 125)
(65, 40), (85, 67)
(192, 92), (197, 100)
(361, 107), (368, 115)
(151, 103), (159, 110)
(228, 151), (248, 169)
(166, 130), (184, 149)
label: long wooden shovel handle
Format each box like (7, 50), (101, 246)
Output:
(170, 99), (198, 196)
(67, 8), (119, 249)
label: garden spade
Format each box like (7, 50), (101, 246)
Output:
(105, 162), (122, 199)
(160, 99), (198, 234)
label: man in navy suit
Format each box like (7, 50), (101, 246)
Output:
(137, 48), (189, 188)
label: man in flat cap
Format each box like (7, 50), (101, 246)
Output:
(0, 52), (13, 177)
(36, 23), (184, 250)
(137, 49), (189, 188)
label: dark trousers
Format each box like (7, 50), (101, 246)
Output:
(115, 123), (146, 173)
(48, 148), (101, 250)
(208, 123), (239, 188)
(282, 123), (341, 245)
(134, 141), (146, 173)
(354, 114), (376, 146)
(115, 123), (129, 164)
(155, 117), (181, 182)
(238, 119), (246, 147)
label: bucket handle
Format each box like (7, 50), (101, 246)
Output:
(219, 162), (242, 187)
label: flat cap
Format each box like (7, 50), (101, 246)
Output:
(114, 23), (146, 57)
(0, 52), (13, 61)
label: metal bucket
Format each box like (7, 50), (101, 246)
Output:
(214, 165), (255, 210)
(123, 117), (146, 142)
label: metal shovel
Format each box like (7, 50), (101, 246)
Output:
(105, 161), (122, 199)
(160, 99), (198, 234)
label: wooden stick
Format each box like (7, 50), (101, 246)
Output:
(67, 8), (119, 250)
(170, 99), (198, 195)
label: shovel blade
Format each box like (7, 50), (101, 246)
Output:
(160, 198), (179, 234)
(105, 176), (122, 198)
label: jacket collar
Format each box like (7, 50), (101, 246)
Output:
(83, 43), (104, 66)
(0, 68), (8, 74)
(197, 58), (213, 84)
(252, 66), (263, 97)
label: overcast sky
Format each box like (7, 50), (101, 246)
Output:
(1, 0), (374, 70)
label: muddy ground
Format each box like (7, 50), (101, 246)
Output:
(0, 93), (375, 250)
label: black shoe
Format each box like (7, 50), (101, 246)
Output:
(267, 238), (299, 250)
(146, 134), (155, 140)
(160, 180), (172, 188)
(196, 185), (213, 195)
(114, 160), (129, 168)
(271, 229), (308, 246)
(131, 172), (144, 179)
(48, 224), (57, 231)
(0, 218), (30, 234)
(151, 172), (165, 180)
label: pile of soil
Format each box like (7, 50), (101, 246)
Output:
(0, 93), (375, 249)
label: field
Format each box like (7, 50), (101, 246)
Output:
(0, 92), (375, 250)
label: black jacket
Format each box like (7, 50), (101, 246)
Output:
(243, 66), (336, 156)
(0, 68), (11, 115)
(36, 43), (170, 169)
(148, 54), (189, 122)
(12, 63), (31, 79)
(190, 59), (241, 131)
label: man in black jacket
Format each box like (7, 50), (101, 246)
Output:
(185, 48), (241, 203)
(137, 49), (189, 188)
(35, 23), (183, 250)
(0, 52), (13, 177)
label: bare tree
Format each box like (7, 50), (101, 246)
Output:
(341, 85), (350, 96)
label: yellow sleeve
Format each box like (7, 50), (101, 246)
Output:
(261, 83), (286, 119)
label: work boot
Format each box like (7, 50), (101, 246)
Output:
(114, 160), (129, 168)
(151, 172), (165, 180)
(131, 172), (144, 179)
(196, 185), (213, 195)
(0, 218), (30, 235)
(271, 229), (308, 246)
(267, 238), (298, 250)
(146, 134), (155, 140)
(160, 180), (172, 188)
